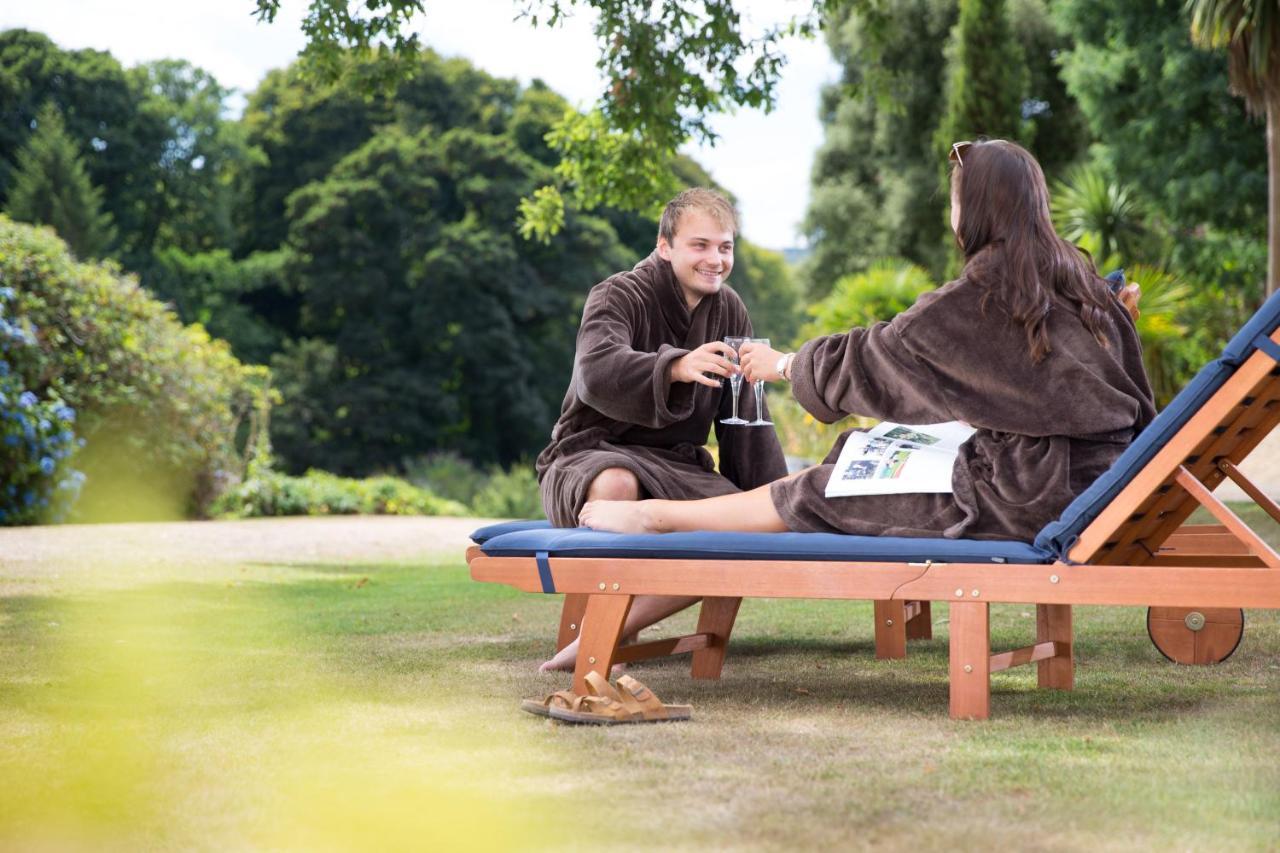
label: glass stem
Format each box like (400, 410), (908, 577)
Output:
(754, 381), (764, 422)
(731, 383), (741, 421)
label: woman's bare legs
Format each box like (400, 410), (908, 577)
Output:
(578, 480), (788, 534)
(541, 479), (797, 673)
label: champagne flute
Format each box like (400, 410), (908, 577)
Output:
(720, 336), (748, 425)
(745, 337), (774, 426)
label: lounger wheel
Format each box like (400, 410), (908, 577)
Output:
(1146, 607), (1244, 665)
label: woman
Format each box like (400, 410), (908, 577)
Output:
(580, 139), (1155, 539)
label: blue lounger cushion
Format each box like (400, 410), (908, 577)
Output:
(471, 519), (553, 543)
(480, 526), (1051, 564)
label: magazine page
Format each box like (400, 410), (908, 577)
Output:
(824, 421), (976, 498)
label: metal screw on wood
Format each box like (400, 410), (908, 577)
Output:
(612, 583), (620, 591)
(569, 624), (577, 631)
(588, 656), (596, 664)
(955, 588), (964, 597)
(1050, 574), (1060, 584)
(598, 582), (606, 590)
(971, 589), (980, 597)
(885, 619), (894, 626)
(963, 664), (973, 673)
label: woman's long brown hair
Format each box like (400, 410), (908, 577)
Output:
(951, 139), (1113, 363)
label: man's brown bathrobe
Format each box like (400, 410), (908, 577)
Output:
(771, 275), (1156, 541)
(537, 252), (788, 527)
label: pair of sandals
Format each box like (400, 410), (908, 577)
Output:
(522, 671), (692, 724)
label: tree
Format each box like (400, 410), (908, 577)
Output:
(5, 103), (116, 258)
(934, 0), (1030, 165)
(1188, 0), (1280, 296)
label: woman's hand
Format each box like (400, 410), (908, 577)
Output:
(1118, 283), (1141, 323)
(739, 341), (785, 382)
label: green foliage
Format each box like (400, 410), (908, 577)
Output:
(0, 216), (268, 519)
(1125, 264), (1208, 408)
(935, 0), (1031, 174)
(470, 463), (544, 520)
(798, 259), (936, 344)
(5, 103), (116, 259)
(403, 451), (490, 508)
(212, 467), (466, 518)
(1055, 0), (1266, 233)
(1188, 0), (1280, 115)
(1051, 163), (1148, 265)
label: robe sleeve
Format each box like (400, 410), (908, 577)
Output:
(713, 309), (789, 490)
(571, 282), (696, 428)
(789, 315), (956, 426)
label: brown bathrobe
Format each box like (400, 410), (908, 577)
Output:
(537, 252), (789, 527)
(771, 275), (1156, 541)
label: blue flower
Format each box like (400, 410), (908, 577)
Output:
(55, 405), (75, 423)
(39, 456), (55, 475)
(0, 287), (13, 300)
(0, 360), (9, 377)
(3, 435), (17, 447)
(18, 391), (36, 409)
(38, 418), (50, 432)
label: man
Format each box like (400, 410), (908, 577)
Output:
(535, 187), (788, 671)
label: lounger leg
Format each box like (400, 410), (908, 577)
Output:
(949, 601), (990, 720)
(572, 594), (633, 695)
(906, 601), (933, 640)
(874, 600), (908, 659)
(1036, 603), (1074, 691)
(690, 596), (741, 679)
(555, 593), (590, 652)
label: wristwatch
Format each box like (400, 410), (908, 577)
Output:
(775, 352), (795, 381)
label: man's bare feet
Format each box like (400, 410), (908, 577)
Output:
(539, 634), (631, 673)
(578, 499), (659, 533)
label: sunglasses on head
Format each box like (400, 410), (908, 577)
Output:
(949, 140), (973, 167)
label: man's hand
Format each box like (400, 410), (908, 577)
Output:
(739, 341), (785, 383)
(669, 341), (738, 388)
(1118, 283), (1141, 323)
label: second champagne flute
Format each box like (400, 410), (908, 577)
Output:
(745, 337), (774, 426)
(720, 336), (748, 425)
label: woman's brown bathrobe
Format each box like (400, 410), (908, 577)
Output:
(537, 252), (788, 527)
(771, 276), (1156, 541)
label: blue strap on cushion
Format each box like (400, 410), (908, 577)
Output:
(536, 551), (556, 594)
(1252, 333), (1280, 364)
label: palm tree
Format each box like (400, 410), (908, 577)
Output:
(1188, 0), (1280, 297)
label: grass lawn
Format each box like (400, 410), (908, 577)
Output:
(1, 513), (1278, 850)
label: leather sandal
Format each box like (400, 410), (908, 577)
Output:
(520, 671), (619, 718)
(548, 674), (691, 725)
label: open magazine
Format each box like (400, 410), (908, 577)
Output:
(824, 421), (976, 498)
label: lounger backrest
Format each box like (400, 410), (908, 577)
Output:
(1034, 289), (1280, 561)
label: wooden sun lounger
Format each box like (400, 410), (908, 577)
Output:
(468, 297), (1280, 719)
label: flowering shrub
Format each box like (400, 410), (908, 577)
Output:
(0, 286), (85, 523)
(0, 217), (269, 520)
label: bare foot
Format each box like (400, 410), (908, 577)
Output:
(579, 499), (658, 533)
(539, 635), (635, 673)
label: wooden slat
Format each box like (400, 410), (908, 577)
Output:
(1219, 459), (1280, 524)
(1037, 604), (1073, 690)
(949, 602), (990, 720)
(1068, 340), (1280, 564)
(1174, 466), (1280, 568)
(905, 600), (933, 640)
(572, 594), (632, 694)
(465, 545), (482, 563)
(613, 632), (712, 663)
(989, 641), (1063, 673)
(690, 596), (741, 679)
(473, 555), (1280, 608)
(874, 600), (907, 659)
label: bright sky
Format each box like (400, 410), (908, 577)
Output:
(0, 0), (837, 250)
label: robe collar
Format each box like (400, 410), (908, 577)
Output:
(639, 250), (716, 343)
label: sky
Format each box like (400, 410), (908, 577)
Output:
(0, 0), (839, 251)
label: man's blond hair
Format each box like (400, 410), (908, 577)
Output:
(657, 187), (739, 245)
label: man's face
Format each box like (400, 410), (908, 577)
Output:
(657, 209), (734, 308)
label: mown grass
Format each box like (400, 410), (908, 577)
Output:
(1, 516), (1278, 850)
